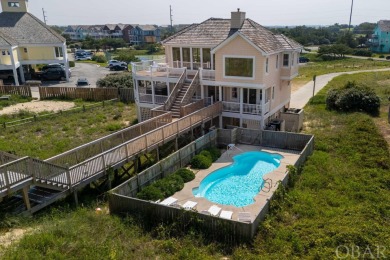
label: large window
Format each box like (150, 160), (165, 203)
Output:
(202, 48), (211, 69)
(55, 47), (63, 58)
(265, 58), (269, 73)
(225, 57), (253, 78)
(283, 54), (289, 67)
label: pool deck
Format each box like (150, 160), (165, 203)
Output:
(171, 144), (300, 222)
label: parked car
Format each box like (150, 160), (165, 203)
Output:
(299, 57), (310, 63)
(110, 64), (128, 71)
(76, 78), (90, 87)
(75, 55), (92, 61)
(108, 60), (127, 67)
(40, 67), (67, 81)
(386, 56), (390, 60)
(41, 64), (71, 78)
(0, 70), (14, 80)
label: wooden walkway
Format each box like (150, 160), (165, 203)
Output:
(0, 102), (222, 214)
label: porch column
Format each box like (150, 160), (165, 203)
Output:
(16, 48), (25, 84)
(190, 48), (193, 70)
(261, 89), (265, 129)
(239, 87), (243, 127)
(9, 47), (19, 86)
(200, 84), (204, 99)
(218, 86), (222, 102)
(151, 80), (155, 105)
(62, 42), (70, 82)
(200, 48), (203, 69)
(180, 47), (183, 68)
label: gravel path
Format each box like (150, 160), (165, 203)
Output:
(0, 101), (75, 115)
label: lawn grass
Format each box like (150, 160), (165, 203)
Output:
(0, 102), (136, 159)
(1, 73), (389, 259)
(294, 53), (390, 87)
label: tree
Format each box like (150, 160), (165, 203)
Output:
(318, 44), (352, 59)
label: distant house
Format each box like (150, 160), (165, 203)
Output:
(131, 9), (302, 129)
(370, 20), (390, 53)
(0, 0), (69, 85)
(130, 25), (161, 45)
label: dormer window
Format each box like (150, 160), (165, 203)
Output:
(8, 2), (20, 7)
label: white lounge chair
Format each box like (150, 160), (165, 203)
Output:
(238, 212), (252, 223)
(160, 197), (178, 206)
(207, 205), (221, 216)
(220, 210), (233, 219)
(182, 200), (197, 210)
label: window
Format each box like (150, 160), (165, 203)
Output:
(8, 2), (20, 7)
(182, 48), (190, 69)
(283, 54), (289, 67)
(265, 58), (269, 73)
(172, 47), (180, 62)
(292, 53), (294, 66)
(55, 47), (63, 58)
(1, 51), (5, 56)
(202, 48), (211, 69)
(231, 87), (238, 100)
(24, 48), (28, 53)
(225, 57), (254, 78)
(276, 55), (279, 69)
(272, 86), (275, 100)
(2, 50), (10, 55)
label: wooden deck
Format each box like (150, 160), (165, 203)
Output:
(0, 102), (223, 214)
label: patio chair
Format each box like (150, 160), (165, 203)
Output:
(159, 197), (178, 206)
(238, 212), (252, 223)
(207, 205), (222, 216)
(220, 210), (233, 219)
(182, 200), (197, 210)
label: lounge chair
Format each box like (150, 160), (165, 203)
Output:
(182, 200), (197, 210)
(207, 205), (221, 216)
(160, 197), (178, 206)
(220, 210), (233, 219)
(238, 212), (252, 223)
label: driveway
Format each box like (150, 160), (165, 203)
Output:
(290, 68), (390, 109)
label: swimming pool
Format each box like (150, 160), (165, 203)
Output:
(193, 151), (283, 207)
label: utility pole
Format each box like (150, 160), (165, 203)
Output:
(348, 0), (354, 32)
(169, 5), (173, 33)
(42, 8), (48, 24)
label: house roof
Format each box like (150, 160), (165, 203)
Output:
(163, 18), (302, 53)
(0, 12), (65, 45)
(378, 20), (390, 32)
(137, 25), (157, 31)
(105, 24), (119, 30)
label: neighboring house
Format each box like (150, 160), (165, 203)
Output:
(130, 25), (161, 45)
(118, 24), (134, 43)
(0, 0), (69, 85)
(370, 20), (390, 53)
(131, 10), (302, 130)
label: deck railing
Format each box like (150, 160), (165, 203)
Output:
(67, 102), (222, 186)
(0, 157), (30, 193)
(180, 99), (205, 117)
(0, 152), (19, 165)
(201, 70), (215, 81)
(46, 112), (173, 167)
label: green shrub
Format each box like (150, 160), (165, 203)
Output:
(68, 61), (75, 67)
(352, 49), (372, 57)
(156, 174), (184, 197)
(206, 147), (221, 162)
(174, 168), (195, 182)
(105, 123), (122, 131)
(191, 154), (212, 169)
(137, 185), (164, 201)
(199, 150), (212, 160)
(326, 81), (380, 116)
(92, 55), (107, 63)
(97, 73), (133, 88)
(379, 55), (385, 58)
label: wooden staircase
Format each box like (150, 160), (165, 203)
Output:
(170, 79), (191, 118)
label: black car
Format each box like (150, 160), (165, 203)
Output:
(0, 70), (14, 80)
(110, 65), (128, 71)
(41, 68), (67, 81)
(299, 57), (310, 63)
(386, 56), (390, 60)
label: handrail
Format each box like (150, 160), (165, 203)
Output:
(68, 102), (222, 186)
(163, 69), (186, 111)
(0, 156), (31, 191)
(0, 151), (19, 165)
(180, 70), (199, 106)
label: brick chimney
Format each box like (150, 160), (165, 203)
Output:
(231, 8), (246, 29)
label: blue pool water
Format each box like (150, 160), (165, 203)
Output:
(193, 151), (283, 207)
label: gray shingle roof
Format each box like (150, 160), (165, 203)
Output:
(0, 12), (65, 45)
(137, 25), (157, 31)
(378, 20), (390, 32)
(163, 18), (302, 53)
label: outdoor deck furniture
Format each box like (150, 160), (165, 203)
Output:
(238, 212), (252, 223)
(0, 95), (11, 100)
(220, 210), (233, 219)
(206, 205), (221, 216)
(182, 200), (197, 210)
(160, 197), (178, 206)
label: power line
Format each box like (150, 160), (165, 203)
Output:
(348, 0), (354, 32)
(42, 8), (48, 24)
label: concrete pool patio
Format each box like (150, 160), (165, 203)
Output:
(170, 144), (301, 222)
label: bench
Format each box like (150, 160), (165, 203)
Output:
(0, 95), (11, 100)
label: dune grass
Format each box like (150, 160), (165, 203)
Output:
(1, 72), (390, 259)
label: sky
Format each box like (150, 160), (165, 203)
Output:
(24, 0), (389, 26)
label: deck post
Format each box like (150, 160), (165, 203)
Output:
(21, 186), (31, 210)
(175, 135), (179, 151)
(65, 164), (72, 190)
(156, 146), (160, 162)
(73, 190), (79, 206)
